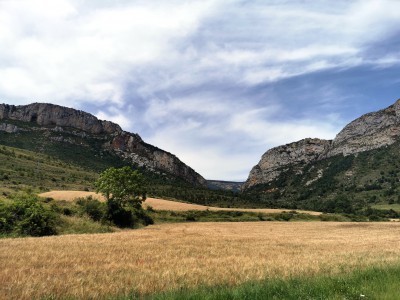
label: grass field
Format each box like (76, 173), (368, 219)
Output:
(39, 190), (322, 215)
(372, 203), (400, 212)
(1, 222), (400, 299)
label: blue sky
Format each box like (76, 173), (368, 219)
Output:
(0, 0), (399, 181)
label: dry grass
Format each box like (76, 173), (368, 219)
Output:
(39, 190), (321, 215)
(39, 190), (104, 202)
(1, 222), (400, 299)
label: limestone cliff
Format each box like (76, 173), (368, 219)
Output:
(242, 138), (331, 189)
(328, 99), (400, 157)
(0, 103), (121, 134)
(243, 99), (400, 189)
(106, 132), (206, 186)
(0, 103), (206, 186)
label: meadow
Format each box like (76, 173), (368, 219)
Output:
(1, 222), (400, 299)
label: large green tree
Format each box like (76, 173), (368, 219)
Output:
(95, 167), (152, 227)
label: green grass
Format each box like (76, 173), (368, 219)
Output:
(147, 209), (321, 223)
(113, 264), (400, 300)
(57, 215), (115, 235)
(372, 203), (400, 212)
(0, 144), (97, 196)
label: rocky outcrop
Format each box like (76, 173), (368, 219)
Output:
(0, 102), (206, 186)
(243, 99), (400, 189)
(0, 103), (121, 135)
(243, 138), (331, 189)
(106, 132), (207, 186)
(0, 123), (19, 133)
(327, 99), (400, 157)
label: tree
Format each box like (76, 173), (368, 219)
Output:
(95, 167), (152, 227)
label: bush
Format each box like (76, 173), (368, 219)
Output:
(0, 193), (58, 236)
(76, 196), (106, 222)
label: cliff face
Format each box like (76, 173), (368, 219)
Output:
(242, 138), (331, 189)
(0, 103), (206, 186)
(328, 100), (400, 157)
(243, 99), (400, 189)
(0, 103), (121, 135)
(106, 132), (207, 186)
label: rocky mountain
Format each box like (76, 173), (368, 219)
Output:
(0, 103), (206, 186)
(207, 180), (244, 192)
(243, 99), (400, 190)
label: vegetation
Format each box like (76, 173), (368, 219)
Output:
(2, 140), (400, 223)
(135, 265), (400, 300)
(95, 167), (153, 227)
(0, 193), (58, 236)
(148, 209), (319, 223)
(0, 192), (116, 237)
(0, 145), (97, 197)
(243, 141), (400, 219)
(1, 222), (399, 299)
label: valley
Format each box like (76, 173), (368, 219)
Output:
(2, 100), (400, 299)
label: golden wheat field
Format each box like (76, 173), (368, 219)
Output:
(1, 222), (400, 299)
(39, 190), (321, 215)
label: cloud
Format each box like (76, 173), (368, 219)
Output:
(0, 0), (221, 105)
(1, 0), (399, 180)
(142, 95), (342, 181)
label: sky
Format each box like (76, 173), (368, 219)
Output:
(1, 0), (400, 181)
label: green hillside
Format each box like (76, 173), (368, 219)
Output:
(0, 145), (97, 198)
(243, 141), (400, 218)
(2, 118), (400, 220)
(0, 142), (249, 207)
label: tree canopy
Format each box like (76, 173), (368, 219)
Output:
(95, 167), (151, 227)
(95, 166), (146, 206)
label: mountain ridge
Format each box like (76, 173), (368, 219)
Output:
(243, 98), (400, 189)
(0, 102), (206, 186)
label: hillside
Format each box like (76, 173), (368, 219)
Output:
(0, 103), (205, 186)
(244, 99), (400, 189)
(0, 145), (96, 198)
(0, 144), (256, 209)
(242, 99), (400, 217)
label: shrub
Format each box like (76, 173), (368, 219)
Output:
(76, 196), (106, 222)
(0, 193), (58, 236)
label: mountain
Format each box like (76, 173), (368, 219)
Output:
(239, 98), (400, 217)
(207, 180), (244, 192)
(0, 103), (206, 186)
(243, 99), (400, 190)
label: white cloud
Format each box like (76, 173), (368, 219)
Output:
(95, 107), (132, 131)
(1, 0), (399, 180)
(0, 0), (221, 105)
(143, 96), (341, 180)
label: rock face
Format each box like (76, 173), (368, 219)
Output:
(0, 103), (121, 134)
(0, 123), (19, 133)
(106, 132), (206, 186)
(242, 138), (331, 189)
(328, 100), (400, 157)
(0, 103), (206, 186)
(243, 99), (400, 189)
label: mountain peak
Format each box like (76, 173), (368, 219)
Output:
(244, 98), (400, 189)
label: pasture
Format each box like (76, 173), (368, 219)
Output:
(1, 222), (400, 299)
